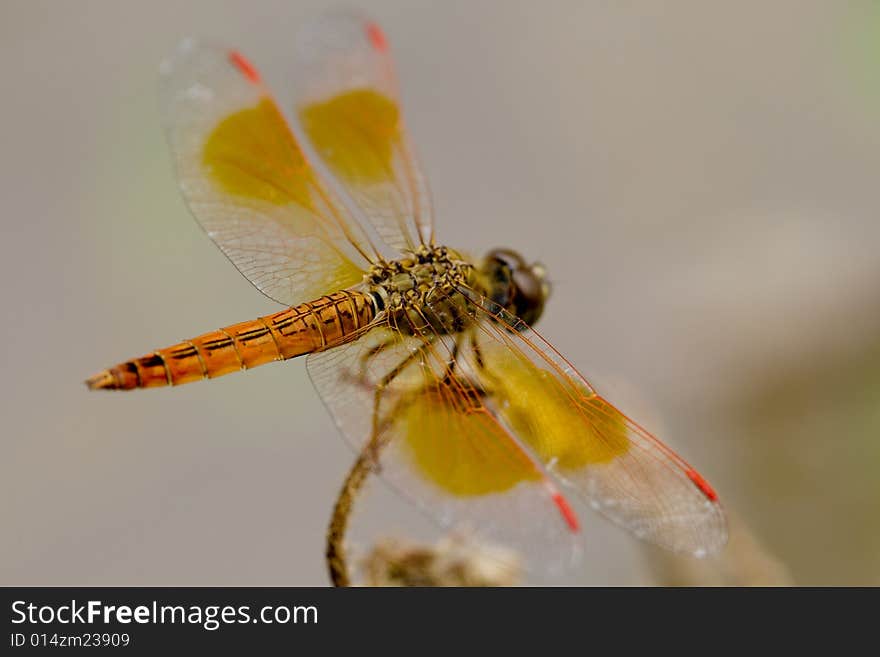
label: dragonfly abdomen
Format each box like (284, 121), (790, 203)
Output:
(86, 290), (375, 390)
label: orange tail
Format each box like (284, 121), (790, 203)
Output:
(86, 290), (375, 390)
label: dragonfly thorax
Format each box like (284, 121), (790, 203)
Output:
(365, 245), (475, 334)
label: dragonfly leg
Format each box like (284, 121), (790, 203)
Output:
(441, 337), (461, 379)
(470, 330), (486, 370)
(364, 337), (436, 469)
(356, 336), (397, 377)
(448, 330), (494, 398)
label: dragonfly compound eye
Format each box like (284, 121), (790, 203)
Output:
(484, 248), (549, 327)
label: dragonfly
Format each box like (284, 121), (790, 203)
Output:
(87, 10), (727, 580)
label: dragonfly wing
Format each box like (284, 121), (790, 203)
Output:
(292, 10), (434, 253)
(306, 316), (580, 571)
(455, 285), (728, 557)
(159, 40), (377, 306)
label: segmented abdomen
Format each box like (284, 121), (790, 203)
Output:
(87, 290), (374, 390)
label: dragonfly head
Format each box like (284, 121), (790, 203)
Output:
(482, 248), (551, 327)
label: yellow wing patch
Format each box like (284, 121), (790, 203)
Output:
(400, 341), (629, 499)
(203, 97), (314, 208)
(502, 369), (629, 469)
(299, 89), (400, 184)
(402, 381), (542, 496)
(483, 342), (629, 471)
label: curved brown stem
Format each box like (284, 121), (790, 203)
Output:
(326, 449), (376, 587)
(326, 335), (441, 586)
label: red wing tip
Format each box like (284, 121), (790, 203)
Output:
(228, 50), (261, 83)
(686, 468), (719, 502)
(366, 22), (388, 52)
(552, 492), (580, 532)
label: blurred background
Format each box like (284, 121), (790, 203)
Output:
(2, 0), (879, 585)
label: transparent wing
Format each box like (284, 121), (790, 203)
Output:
(292, 10), (434, 253)
(307, 313), (580, 571)
(456, 285), (728, 557)
(159, 39), (379, 306)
